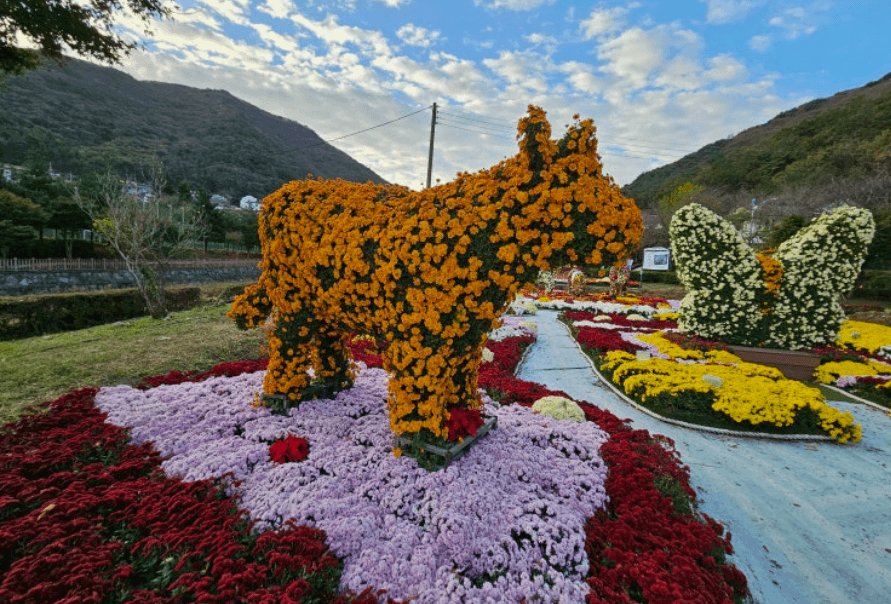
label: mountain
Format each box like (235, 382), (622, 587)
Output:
(0, 57), (385, 201)
(622, 72), (891, 208)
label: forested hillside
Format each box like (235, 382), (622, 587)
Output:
(0, 57), (385, 200)
(623, 72), (891, 209)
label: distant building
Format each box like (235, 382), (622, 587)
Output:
(2, 166), (11, 182)
(124, 180), (154, 202)
(210, 194), (231, 209)
(239, 195), (259, 210)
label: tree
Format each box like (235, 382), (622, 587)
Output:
(49, 196), (92, 258)
(0, 189), (45, 257)
(193, 187), (225, 251)
(656, 182), (704, 231)
(0, 189), (48, 228)
(75, 163), (206, 319)
(0, 220), (36, 257)
(767, 214), (807, 249)
(1, 0), (170, 75)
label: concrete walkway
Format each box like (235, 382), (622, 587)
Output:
(516, 310), (891, 604)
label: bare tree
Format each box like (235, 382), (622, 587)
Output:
(75, 162), (208, 319)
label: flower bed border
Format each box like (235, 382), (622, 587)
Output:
(823, 384), (891, 414)
(560, 320), (836, 442)
(392, 415), (498, 468)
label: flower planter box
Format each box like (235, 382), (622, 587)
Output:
(262, 380), (345, 415)
(394, 416), (498, 469)
(729, 346), (821, 381)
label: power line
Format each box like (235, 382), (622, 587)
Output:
(436, 121), (516, 141)
(436, 110), (516, 129)
(437, 115), (509, 134)
(279, 105), (433, 154)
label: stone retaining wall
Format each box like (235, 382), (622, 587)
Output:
(0, 265), (261, 296)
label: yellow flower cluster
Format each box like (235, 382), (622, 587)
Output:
(601, 345), (861, 443)
(837, 320), (891, 356)
(230, 105), (643, 442)
(756, 250), (783, 313)
(814, 359), (891, 384)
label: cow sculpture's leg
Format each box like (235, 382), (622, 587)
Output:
(384, 339), (483, 440)
(311, 325), (355, 394)
(263, 312), (313, 402)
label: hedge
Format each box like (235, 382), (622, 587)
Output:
(853, 270), (891, 301)
(0, 286), (201, 340)
(637, 269), (680, 284)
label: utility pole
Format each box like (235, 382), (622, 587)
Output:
(426, 102), (437, 189)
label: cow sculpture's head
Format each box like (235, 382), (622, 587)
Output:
(414, 105), (643, 286)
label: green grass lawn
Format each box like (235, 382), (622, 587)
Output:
(0, 284), (266, 426)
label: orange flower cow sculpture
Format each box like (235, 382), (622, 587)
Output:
(229, 105), (642, 446)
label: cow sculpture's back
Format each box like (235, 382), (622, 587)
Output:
(230, 105), (642, 450)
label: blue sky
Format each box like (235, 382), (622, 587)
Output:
(107, 0), (891, 190)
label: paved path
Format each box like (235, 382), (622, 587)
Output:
(516, 310), (891, 604)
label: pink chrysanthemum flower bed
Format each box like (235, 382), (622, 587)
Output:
(95, 366), (610, 603)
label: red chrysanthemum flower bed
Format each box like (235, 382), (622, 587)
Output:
(1, 331), (746, 603)
(270, 435), (311, 463)
(0, 390), (387, 604)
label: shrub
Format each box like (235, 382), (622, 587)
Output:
(0, 286), (200, 339)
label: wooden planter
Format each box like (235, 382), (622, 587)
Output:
(394, 416), (498, 469)
(729, 346), (821, 381)
(262, 380), (345, 415)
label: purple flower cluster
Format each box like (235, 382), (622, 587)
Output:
(96, 367), (609, 604)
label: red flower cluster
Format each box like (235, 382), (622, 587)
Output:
(138, 359), (270, 389)
(347, 339), (385, 369)
(575, 328), (643, 354)
(478, 334), (563, 406)
(269, 435), (311, 464)
(443, 406), (485, 442)
(0, 388), (388, 603)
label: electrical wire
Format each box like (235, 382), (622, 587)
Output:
(436, 121), (516, 141)
(437, 115), (510, 134)
(278, 105), (433, 154)
(436, 110), (516, 129)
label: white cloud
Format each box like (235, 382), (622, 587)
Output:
(258, 0), (295, 20)
(769, 6), (820, 39)
(374, 0), (413, 6)
(291, 13), (393, 59)
(749, 34), (772, 52)
(396, 24), (442, 47)
(475, 0), (556, 11)
(705, 54), (746, 81)
(596, 27), (669, 89)
(701, 0), (764, 24)
(195, 0), (252, 26)
(483, 50), (551, 93)
(580, 7), (627, 39)
(106, 0), (800, 190)
(560, 61), (603, 95)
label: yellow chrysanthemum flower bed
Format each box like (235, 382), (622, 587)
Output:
(814, 359), (891, 383)
(599, 334), (861, 443)
(837, 320), (891, 357)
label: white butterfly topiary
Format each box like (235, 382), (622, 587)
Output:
(670, 203), (875, 350)
(531, 396), (586, 423)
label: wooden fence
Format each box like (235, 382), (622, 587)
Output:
(0, 258), (261, 272)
